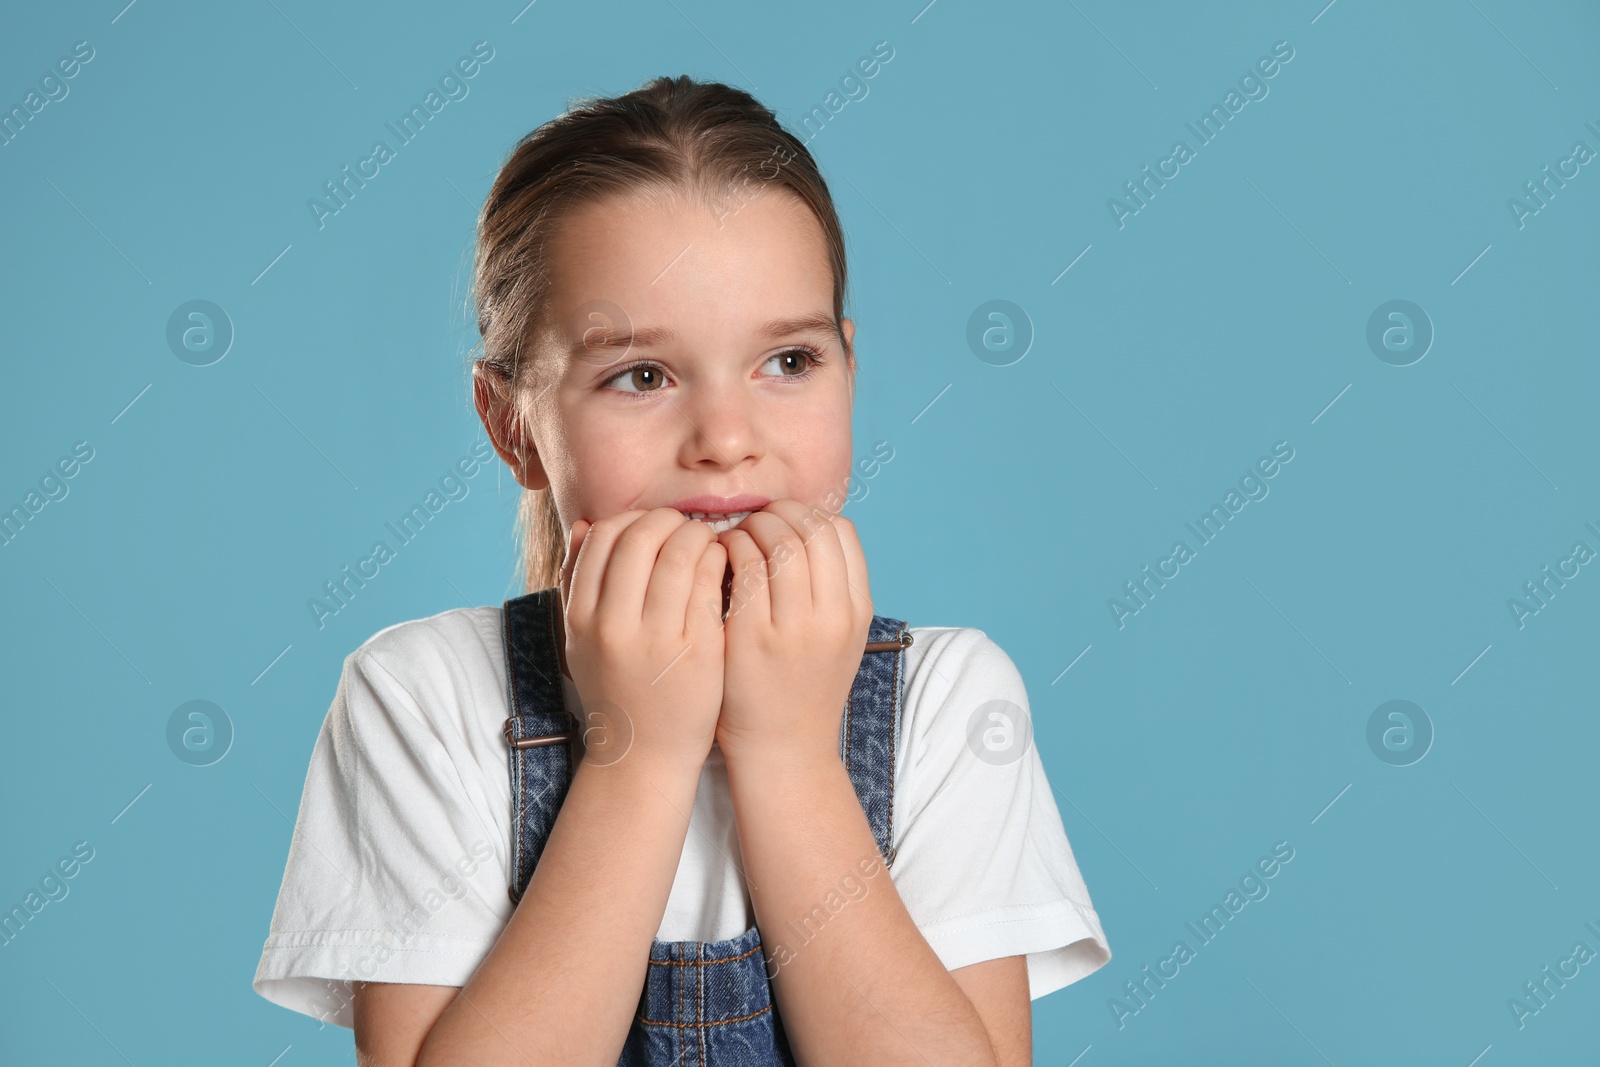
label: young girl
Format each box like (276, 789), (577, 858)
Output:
(253, 75), (1110, 1066)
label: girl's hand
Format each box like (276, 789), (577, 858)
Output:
(558, 508), (728, 773)
(713, 500), (873, 764)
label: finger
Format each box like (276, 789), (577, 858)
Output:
(642, 518), (717, 638)
(729, 506), (812, 625)
(560, 518), (589, 612)
(830, 513), (873, 620)
(688, 540), (729, 637)
(566, 509), (648, 623)
(763, 499), (848, 615)
(719, 527), (771, 627)
(598, 507), (696, 622)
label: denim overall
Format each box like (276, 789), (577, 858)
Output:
(498, 588), (913, 1066)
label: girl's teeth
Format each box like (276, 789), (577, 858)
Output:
(685, 510), (753, 533)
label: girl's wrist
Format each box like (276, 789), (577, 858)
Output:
(715, 723), (838, 775)
(576, 735), (709, 788)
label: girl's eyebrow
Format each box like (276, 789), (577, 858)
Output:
(567, 313), (837, 359)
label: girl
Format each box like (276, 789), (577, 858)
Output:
(254, 75), (1110, 1066)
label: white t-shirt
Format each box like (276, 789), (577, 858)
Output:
(252, 605), (1111, 1029)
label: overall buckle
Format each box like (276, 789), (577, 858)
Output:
(502, 715), (577, 749)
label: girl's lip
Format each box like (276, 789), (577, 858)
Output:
(666, 495), (771, 514)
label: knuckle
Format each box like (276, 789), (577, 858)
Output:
(587, 514), (624, 541)
(592, 613), (628, 647)
(616, 520), (656, 550)
(609, 508), (651, 529)
(657, 541), (696, 571)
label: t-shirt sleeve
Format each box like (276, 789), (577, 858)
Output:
(891, 628), (1112, 1001)
(252, 649), (511, 1029)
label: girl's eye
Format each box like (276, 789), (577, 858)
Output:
(763, 345), (826, 377)
(603, 363), (669, 395)
(601, 345), (827, 398)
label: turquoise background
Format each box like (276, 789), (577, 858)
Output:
(2, 0), (1597, 1063)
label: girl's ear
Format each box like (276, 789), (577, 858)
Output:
(473, 361), (551, 491)
(840, 317), (857, 398)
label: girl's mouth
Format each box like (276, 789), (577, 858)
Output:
(682, 510), (754, 534)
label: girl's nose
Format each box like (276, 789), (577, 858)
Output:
(677, 382), (761, 468)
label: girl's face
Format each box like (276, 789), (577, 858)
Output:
(485, 185), (856, 534)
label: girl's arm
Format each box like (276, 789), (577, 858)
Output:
(366, 509), (727, 1066)
(723, 744), (1007, 1066)
(354, 747), (705, 1067)
(713, 506), (1014, 1064)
